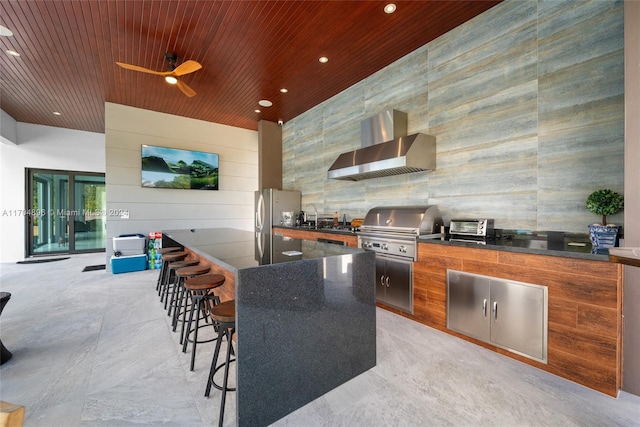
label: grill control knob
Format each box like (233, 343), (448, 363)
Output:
(399, 245), (406, 253)
(381, 243), (388, 250)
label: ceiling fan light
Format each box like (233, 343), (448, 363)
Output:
(165, 76), (178, 85)
(0, 25), (13, 37)
(384, 3), (397, 14)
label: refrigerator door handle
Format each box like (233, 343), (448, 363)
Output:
(256, 231), (265, 259)
(256, 193), (265, 231)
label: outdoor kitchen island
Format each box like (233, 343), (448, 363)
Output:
(162, 228), (376, 427)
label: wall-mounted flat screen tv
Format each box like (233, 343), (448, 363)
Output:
(141, 145), (219, 190)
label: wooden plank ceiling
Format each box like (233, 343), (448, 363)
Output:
(0, 1), (500, 133)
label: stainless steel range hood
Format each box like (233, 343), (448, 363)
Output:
(328, 110), (436, 181)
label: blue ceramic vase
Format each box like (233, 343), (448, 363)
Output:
(588, 224), (619, 248)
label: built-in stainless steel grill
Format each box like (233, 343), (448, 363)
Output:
(358, 205), (443, 262)
(358, 206), (443, 314)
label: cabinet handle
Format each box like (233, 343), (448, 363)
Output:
(385, 276), (390, 287)
(482, 299), (487, 318)
(380, 275), (386, 287)
(493, 301), (498, 321)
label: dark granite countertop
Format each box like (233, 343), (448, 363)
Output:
(163, 228), (365, 272)
(275, 225), (615, 262)
(419, 229), (611, 261)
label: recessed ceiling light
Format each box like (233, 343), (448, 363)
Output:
(280, 88), (288, 93)
(0, 25), (13, 37)
(165, 76), (178, 85)
(255, 109), (261, 113)
(53, 111), (62, 116)
(319, 56), (328, 63)
(6, 50), (20, 57)
(258, 100), (272, 107)
(384, 3), (397, 14)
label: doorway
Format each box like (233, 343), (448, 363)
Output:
(26, 169), (106, 256)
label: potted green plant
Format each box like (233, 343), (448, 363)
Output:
(586, 189), (624, 247)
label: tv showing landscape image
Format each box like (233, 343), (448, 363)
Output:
(141, 145), (219, 190)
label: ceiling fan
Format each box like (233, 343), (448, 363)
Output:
(116, 53), (202, 97)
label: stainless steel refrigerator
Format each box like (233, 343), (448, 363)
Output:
(255, 189), (301, 263)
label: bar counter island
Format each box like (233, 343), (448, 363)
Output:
(162, 228), (377, 427)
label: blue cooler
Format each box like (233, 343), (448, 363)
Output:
(111, 254), (147, 274)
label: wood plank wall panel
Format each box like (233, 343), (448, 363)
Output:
(282, 0), (624, 234)
(411, 242), (622, 396)
(182, 248), (236, 303)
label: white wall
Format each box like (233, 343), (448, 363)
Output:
(623, 0), (640, 396)
(104, 103), (258, 266)
(0, 121), (105, 262)
(1, 109), (18, 145)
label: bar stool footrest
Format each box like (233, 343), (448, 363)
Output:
(210, 359), (236, 392)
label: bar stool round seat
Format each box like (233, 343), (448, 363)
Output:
(185, 272), (226, 288)
(161, 258), (199, 309)
(205, 299), (236, 427)
(182, 274), (226, 371)
(157, 251), (188, 296)
(173, 264), (211, 338)
(177, 264), (210, 277)
(162, 251), (188, 262)
(157, 247), (181, 254)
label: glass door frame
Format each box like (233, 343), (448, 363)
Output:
(25, 168), (106, 257)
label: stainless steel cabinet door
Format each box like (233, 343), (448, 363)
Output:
(447, 271), (491, 342)
(490, 279), (547, 361)
(375, 257), (413, 314)
(374, 257), (387, 303)
(384, 257), (413, 314)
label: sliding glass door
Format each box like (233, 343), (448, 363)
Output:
(27, 169), (106, 256)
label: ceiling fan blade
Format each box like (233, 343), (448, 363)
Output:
(116, 62), (171, 76)
(171, 60), (202, 76)
(176, 80), (196, 97)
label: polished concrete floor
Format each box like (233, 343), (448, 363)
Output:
(1, 252), (639, 427)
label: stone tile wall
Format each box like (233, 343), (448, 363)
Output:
(282, 0), (624, 233)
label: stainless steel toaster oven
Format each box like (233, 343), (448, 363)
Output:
(449, 219), (494, 237)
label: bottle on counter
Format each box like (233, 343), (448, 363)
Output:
(333, 212), (339, 227)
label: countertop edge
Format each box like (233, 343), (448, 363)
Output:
(608, 248), (640, 267)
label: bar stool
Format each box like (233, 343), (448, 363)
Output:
(172, 264), (211, 340)
(157, 251), (188, 299)
(205, 300), (236, 427)
(182, 273), (226, 371)
(0, 292), (13, 365)
(163, 258), (199, 312)
(155, 247), (182, 293)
